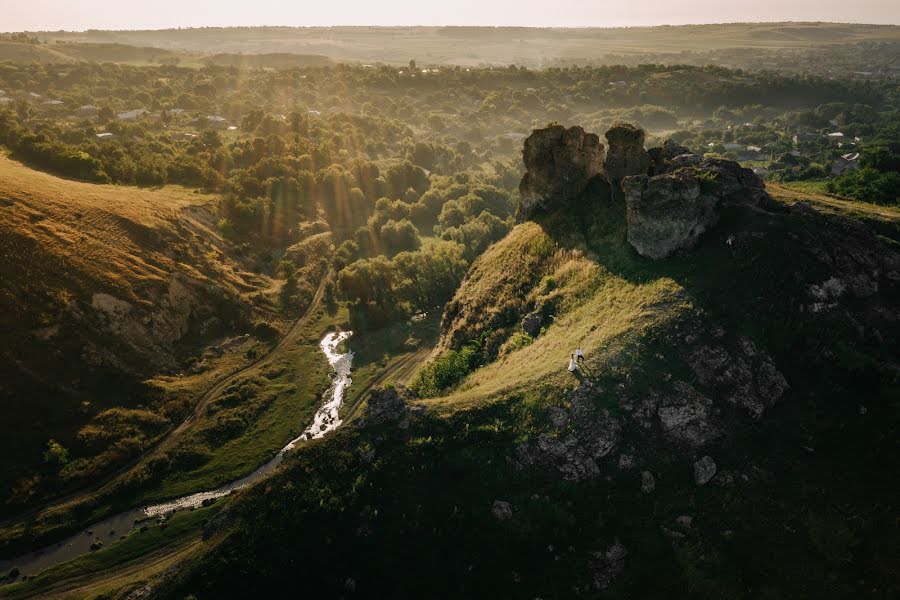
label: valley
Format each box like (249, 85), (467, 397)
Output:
(0, 21), (898, 599)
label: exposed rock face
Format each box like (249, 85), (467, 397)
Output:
(623, 172), (719, 260)
(687, 337), (789, 419)
(354, 385), (423, 429)
(648, 139), (690, 174)
(588, 542), (628, 590)
(518, 125), (606, 220)
(511, 382), (621, 481)
(694, 455), (717, 485)
(604, 123), (651, 181)
(624, 155), (773, 259)
(656, 381), (722, 448)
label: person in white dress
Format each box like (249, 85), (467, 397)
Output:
(575, 347), (585, 363)
(568, 354), (577, 372)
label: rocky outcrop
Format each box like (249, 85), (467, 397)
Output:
(588, 541), (628, 590)
(354, 385), (423, 429)
(516, 124), (780, 261)
(511, 382), (621, 481)
(624, 154), (774, 259)
(518, 125), (606, 220)
(622, 171), (719, 260)
(687, 337), (788, 419)
(491, 500), (513, 521)
(655, 381), (722, 448)
(604, 123), (651, 181)
(694, 455), (717, 485)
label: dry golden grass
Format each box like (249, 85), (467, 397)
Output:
(427, 221), (690, 412)
(768, 183), (900, 223)
(0, 153), (268, 318)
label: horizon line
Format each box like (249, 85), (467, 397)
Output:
(3, 20), (899, 35)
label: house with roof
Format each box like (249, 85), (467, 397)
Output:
(117, 109), (148, 121)
(205, 115), (228, 129)
(831, 152), (860, 176)
(76, 105), (99, 117)
(95, 132), (116, 141)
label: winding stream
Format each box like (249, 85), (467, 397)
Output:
(0, 331), (353, 579)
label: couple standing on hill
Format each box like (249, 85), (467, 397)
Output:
(568, 347), (585, 372)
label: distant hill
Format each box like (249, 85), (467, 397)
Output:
(49, 42), (183, 64)
(201, 52), (333, 69)
(0, 155), (270, 504)
(0, 42), (77, 64)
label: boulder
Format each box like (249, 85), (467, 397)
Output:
(354, 385), (421, 429)
(604, 123), (651, 181)
(624, 155), (776, 259)
(518, 124), (606, 219)
(694, 455), (717, 485)
(656, 381), (721, 448)
(641, 470), (656, 493)
(492, 500), (513, 521)
(623, 171), (719, 259)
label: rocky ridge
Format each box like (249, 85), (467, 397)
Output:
(518, 122), (776, 259)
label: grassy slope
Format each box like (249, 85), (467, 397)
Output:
(431, 220), (687, 410)
(22, 186), (900, 598)
(0, 154), (279, 509)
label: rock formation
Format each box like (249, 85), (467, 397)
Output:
(517, 124), (605, 220)
(517, 122), (779, 260)
(623, 154), (774, 259)
(603, 123), (651, 181)
(355, 385), (423, 429)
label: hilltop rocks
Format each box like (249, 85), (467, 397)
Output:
(518, 125), (606, 219)
(516, 123), (780, 260)
(656, 381), (722, 448)
(354, 385), (423, 429)
(622, 172), (719, 260)
(624, 155), (774, 259)
(604, 123), (651, 181)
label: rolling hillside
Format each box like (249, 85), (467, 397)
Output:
(0, 155), (280, 510)
(129, 130), (900, 599)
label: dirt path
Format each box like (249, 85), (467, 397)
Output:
(1, 273), (330, 529)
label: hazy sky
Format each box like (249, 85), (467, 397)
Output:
(4, 0), (899, 31)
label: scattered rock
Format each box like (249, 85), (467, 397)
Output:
(521, 311), (544, 337)
(492, 500), (513, 521)
(588, 541), (628, 590)
(694, 455), (717, 485)
(656, 381), (721, 448)
(641, 470), (656, 493)
(511, 383), (621, 481)
(354, 385), (422, 429)
(518, 124), (606, 220)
